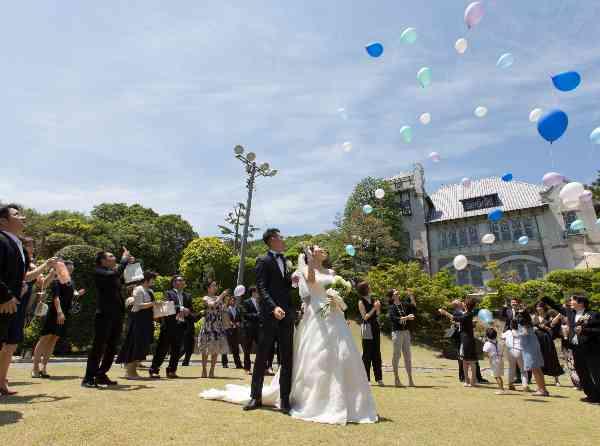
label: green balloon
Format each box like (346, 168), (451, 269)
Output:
(400, 27), (417, 44)
(417, 67), (432, 88)
(400, 125), (412, 143)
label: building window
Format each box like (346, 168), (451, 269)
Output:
(457, 269), (469, 285)
(471, 267), (484, 286)
(460, 194), (502, 212)
(439, 231), (448, 250)
(516, 262), (527, 282)
(398, 191), (412, 216)
(526, 262), (540, 279)
(448, 230), (458, 248)
(458, 228), (468, 247)
(500, 222), (511, 242)
(489, 222), (500, 241)
(468, 225), (479, 245)
(511, 220), (523, 241)
(523, 217), (535, 239)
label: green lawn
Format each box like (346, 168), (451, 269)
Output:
(1, 323), (599, 446)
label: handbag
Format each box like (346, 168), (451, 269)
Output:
(34, 301), (49, 318)
(361, 322), (373, 340)
(153, 301), (176, 319)
(124, 263), (144, 284)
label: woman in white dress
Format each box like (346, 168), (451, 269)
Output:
(200, 245), (378, 425)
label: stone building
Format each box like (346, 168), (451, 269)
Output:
(387, 164), (600, 286)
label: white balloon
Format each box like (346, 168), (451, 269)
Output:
(542, 172), (563, 188)
(455, 38), (468, 54)
(419, 112), (431, 125)
(453, 254), (468, 271)
(581, 190), (593, 202)
(562, 199), (580, 210)
(234, 285), (246, 297)
(474, 106), (488, 118)
(374, 188), (385, 199)
(342, 141), (352, 152)
(429, 151), (441, 162)
(529, 108), (543, 123)
(461, 177), (472, 188)
(559, 182), (585, 205)
(481, 233), (496, 244)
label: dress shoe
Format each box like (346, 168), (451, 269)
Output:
(96, 375), (118, 386)
(581, 397), (600, 404)
(181, 362), (190, 367)
(167, 372), (179, 379)
(81, 379), (98, 389)
(280, 400), (291, 415)
(243, 398), (262, 411)
(40, 372), (51, 379)
(148, 369), (161, 379)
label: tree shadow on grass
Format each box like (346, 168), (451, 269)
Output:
(523, 399), (549, 403)
(47, 375), (82, 381)
(100, 384), (153, 391)
(0, 411), (23, 426)
(6, 381), (39, 387)
(0, 393), (71, 405)
(202, 376), (244, 381)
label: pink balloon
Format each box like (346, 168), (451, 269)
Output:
(542, 172), (564, 188)
(464, 2), (484, 29)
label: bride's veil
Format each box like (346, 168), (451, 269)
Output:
(295, 250), (311, 301)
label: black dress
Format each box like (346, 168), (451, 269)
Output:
(360, 297), (382, 382)
(454, 311), (477, 361)
(41, 280), (74, 338)
(117, 287), (155, 364)
(533, 314), (564, 377)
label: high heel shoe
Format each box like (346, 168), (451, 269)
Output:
(0, 387), (18, 396)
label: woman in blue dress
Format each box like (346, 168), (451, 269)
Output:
(517, 311), (549, 396)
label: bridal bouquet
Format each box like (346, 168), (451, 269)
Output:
(318, 276), (352, 318)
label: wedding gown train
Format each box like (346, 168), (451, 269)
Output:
(200, 269), (378, 425)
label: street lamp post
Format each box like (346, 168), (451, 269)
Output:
(234, 145), (277, 286)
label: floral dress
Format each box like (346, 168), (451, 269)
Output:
(196, 295), (229, 355)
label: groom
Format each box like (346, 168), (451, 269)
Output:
(244, 228), (297, 414)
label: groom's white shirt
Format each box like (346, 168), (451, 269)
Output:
(269, 250), (285, 276)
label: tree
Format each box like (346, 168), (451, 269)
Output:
(179, 237), (234, 291)
(218, 203), (259, 253)
(585, 170), (600, 214)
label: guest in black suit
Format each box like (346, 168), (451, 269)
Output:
(544, 295), (600, 403)
(450, 301), (487, 384)
(150, 275), (190, 378)
(241, 286), (261, 374)
(224, 295), (243, 369)
(82, 248), (134, 388)
(173, 276), (197, 367)
(244, 229), (298, 414)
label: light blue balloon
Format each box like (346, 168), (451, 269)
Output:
(518, 235), (529, 245)
(570, 219), (585, 231)
(537, 109), (568, 144)
(363, 204), (374, 215)
(488, 208), (503, 222)
(501, 173), (513, 182)
(366, 42), (384, 58)
(400, 27), (417, 44)
(400, 125), (413, 143)
(478, 309), (494, 325)
(496, 53), (514, 69)
(596, 218), (600, 226)
(552, 71), (581, 92)
(417, 67), (432, 88)
(590, 127), (600, 144)
(345, 245), (356, 257)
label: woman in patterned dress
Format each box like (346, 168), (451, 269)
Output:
(197, 281), (230, 378)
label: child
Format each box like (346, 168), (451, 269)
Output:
(502, 320), (530, 391)
(483, 328), (506, 395)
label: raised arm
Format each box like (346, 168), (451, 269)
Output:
(358, 300), (378, 321)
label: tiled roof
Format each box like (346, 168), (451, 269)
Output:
(427, 177), (547, 223)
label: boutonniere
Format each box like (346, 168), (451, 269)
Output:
(286, 260), (293, 270)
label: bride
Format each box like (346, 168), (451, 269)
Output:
(200, 245), (378, 425)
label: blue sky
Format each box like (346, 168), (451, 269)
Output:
(1, 1), (600, 237)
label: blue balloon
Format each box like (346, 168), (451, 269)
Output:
(365, 42), (383, 58)
(552, 71), (581, 92)
(501, 173), (513, 182)
(488, 208), (503, 222)
(345, 245), (356, 257)
(537, 109), (568, 144)
(570, 219), (585, 232)
(478, 309), (494, 325)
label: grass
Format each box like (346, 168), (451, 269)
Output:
(1, 323), (599, 446)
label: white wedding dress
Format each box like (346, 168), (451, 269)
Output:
(200, 268), (378, 425)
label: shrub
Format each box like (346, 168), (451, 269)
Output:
(545, 269), (595, 291)
(179, 237), (233, 290)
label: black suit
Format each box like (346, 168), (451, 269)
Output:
(151, 288), (187, 374)
(224, 305), (243, 368)
(250, 252), (294, 403)
(83, 258), (128, 381)
(241, 297), (261, 371)
(177, 291), (197, 365)
(0, 231), (27, 344)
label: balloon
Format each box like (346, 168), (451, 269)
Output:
(362, 204), (373, 215)
(417, 67), (432, 88)
(453, 255), (468, 271)
(552, 71), (581, 92)
(345, 244), (356, 257)
(488, 208), (503, 222)
(559, 182), (585, 205)
(478, 309), (494, 325)
(419, 113), (431, 125)
(366, 42), (384, 58)
(537, 109), (568, 143)
(529, 108), (543, 123)
(501, 173), (513, 182)
(580, 190), (593, 202)
(474, 106), (488, 118)
(518, 235), (529, 245)
(400, 27), (417, 44)
(455, 38), (468, 54)
(342, 141), (352, 153)
(570, 219), (585, 232)
(429, 151), (441, 162)
(496, 53), (514, 69)
(400, 125), (413, 143)
(596, 218), (600, 226)
(542, 172), (563, 187)
(590, 127), (600, 144)
(374, 188), (385, 199)
(461, 177), (472, 188)
(464, 2), (484, 29)
(481, 233), (496, 244)
(234, 285), (246, 297)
